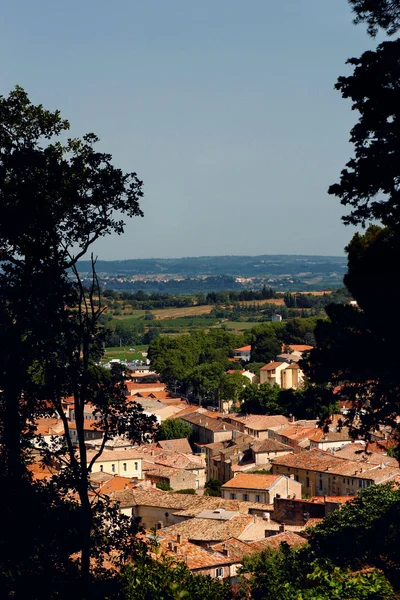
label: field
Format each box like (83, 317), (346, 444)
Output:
(220, 321), (259, 330)
(241, 298), (285, 306)
(102, 345), (148, 362)
(112, 305), (214, 320)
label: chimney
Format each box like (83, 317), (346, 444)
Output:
(279, 523), (286, 533)
(177, 534), (182, 544)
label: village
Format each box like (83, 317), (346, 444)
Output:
(29, 341), (400, 584)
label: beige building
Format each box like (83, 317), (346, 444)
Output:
(224, 414), (289, 440)
(271, 448), (400, 497)
(180, 412), (238, 444)
(87, 449), (142, 479)
(221, 473), (302, 504)
(251, 438), (293, 465)
(260, 362), (304, 389)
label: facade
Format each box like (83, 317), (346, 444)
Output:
(233, 345), (251, 362)
(271, 448), (400, 497)
(251, 439), (293, 465)
(224, 414), (289, 440)
(87, 449), (142, 479)
(180, 412), (238, 444)
(221, 473), (302, 504)
(259, 362), (304, 389)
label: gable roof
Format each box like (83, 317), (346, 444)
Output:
(160, 516), (253, 542)
(234, 346), (251, 352)
(288, 345), (313, 352)
(252, 439), (293, 453)
(222, 473), (282, 490)
(249, 532), (306, 551)
(260, 362), (286, 371)
(227, 414), (289, 431)
(157, 438), (192, 454)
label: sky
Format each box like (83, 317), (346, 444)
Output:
(0, 1), (381, 259)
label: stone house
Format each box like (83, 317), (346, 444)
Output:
(87, 449), (142, 479)
(221, 473), (302, 504)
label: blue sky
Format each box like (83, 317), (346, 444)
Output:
(0, 1), (380, 259)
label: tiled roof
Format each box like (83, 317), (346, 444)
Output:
(160, 516), (253, 542)
(68, 420), (103, 432)
(125, 382), (165, 391)
(150, 534), (230, 570)
(211, 537), (256, 562)
(234, 346), (251, 352)
(252, 439), (293, 453)
(288, 345), (313, 352)
(99, 475), (135, 495)
(222, 473), (281, 490)
(86, 448), (141, 463)
(28, 461), (58, 481)
(33, 418), (65, 436)
(335, 443), (399, 467)
(228, 414), (289, 430)
(277, 425), (317, 442)
(249, 532), (306, 551)
(309, 427), (353, 443)
(114, 488), (273, 513)
(157, 438), (192, 454)
(181, 413), (237, 432)
(272, 448), (400, 481)
(260, 362), (285, 371)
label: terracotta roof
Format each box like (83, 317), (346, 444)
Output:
(272, 448), (400, 481)
(211, 537), (256, 562)
(28, 461), (58, 481)
(157, 438), (192, 454)
(150, 534), (230, 570)
(222, 473), (282, 490)
(309, 495), (355, 504)
(252, 439), (293, 453)
(86, 448), (141, 463)
(125, 382), (165, 391)
(160, 516), (253, 542)
(277, 425), (317, 442)
(234, 346), (251, 352)
(228, 414), (288, 430)
(99, 475), (135, 495)
(288, 345), (313, 352)
(33, 418), (65, 436)
(249, 532), (306, 551)
(68, 420), (103, 432)
(309, 427), (353, 444)
(260, 362), (285, 371)
(286, 363), (300, 370)
(114, 488), (273, 513)
(335, 443), (399, 467)
(181, 413), (237, 432)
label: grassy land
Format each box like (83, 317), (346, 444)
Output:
(219, 321), (258, 330)
(102, 345), (148, 362)
(112, 305), (214, 320)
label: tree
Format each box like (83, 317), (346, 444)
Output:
(219, 371), (249, 402)
(349, 0), (400, 36)
(204, 478), (222, 497)
(0, 87), (156, 594)
(239, 383), (282, 415)
(186, 363), (225, 405)
(328, 39), (400, 228)
(156, 418), (193, 441)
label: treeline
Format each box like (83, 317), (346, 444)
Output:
(283, 288), (350, 309)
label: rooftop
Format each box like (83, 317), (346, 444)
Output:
(227, 414), (289, 431)
(252, 439), (293, 453)
(249, 532), (306, 551)
(260, 362), (286, 371)
(160, 516), (253, 542)
(222, 473), (282, 490)
(157, 438), (192, 454)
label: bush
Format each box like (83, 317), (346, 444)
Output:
(156, 481), (172, 491)
(174, 489), (196, 495)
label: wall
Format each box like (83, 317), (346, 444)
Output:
(221, 476), (302, 504)
(90, 457), (142, 479)
(253, 449), (293, 465)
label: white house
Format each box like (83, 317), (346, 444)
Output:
(233, 346), (251, 362)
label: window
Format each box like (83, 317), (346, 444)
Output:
(306, 477), (310, 488)
(134, 462), (138, 470)
(358, 480), (362, 488)
(319, 479), (323, 491)
(295, 475), (299, 482)
(243, 493), (249, 502)
(216, 568), (223, 579)
(111, 464), (115, 473)
(230, 493), (236, 500)
(99, 465), (103, 472)
(123, 463), (127, 472)
(255, 494), (261, 503)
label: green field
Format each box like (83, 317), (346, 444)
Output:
(219, 321), (257, 330)
(102, 345), (148, 362)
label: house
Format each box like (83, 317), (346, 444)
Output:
(114, 488), (275, 529)
(210, 442), (256, 483)
(202, 435), (254, 480)
(271, 314), (282, 322)
(224, 414), (289, 439)
(309, 427), (354, 452)
(179, 412), (238, 444)
(68, 420), (104, 444)
(32, 417), (65, 448)
(259, 362), (289, 386)
(221, 473), (302, 504)
(286, 344), (313, 356)
(335, 443), (399, 467)
(259, 362), (304, 389)
(125, 382), (166, 396)
(87, 448), (142, 479)
(233, 345), (251, 362)
(143, 463), (197, 490)
(249, 531), (306, 551)
(271, 425), (318, 453)
(250, 438), (293, 465)
(271, 448), (400, 497)
(272, 495), (352, 525)
(159, 515), (254, 545)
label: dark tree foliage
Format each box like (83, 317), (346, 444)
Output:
(0, 87), (156, 596)
(156, 418), (193, 441)
(328, 39), (400, 228)
(349, 0), (400, 36)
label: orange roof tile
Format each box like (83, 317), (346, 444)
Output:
(222, 473), (281, 490)
(234, 346), (251, 352)
(260, 362), (284, 371)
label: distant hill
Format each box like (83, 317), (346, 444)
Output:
(77, 254), (346, 278)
